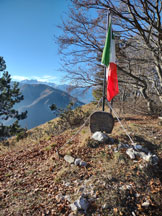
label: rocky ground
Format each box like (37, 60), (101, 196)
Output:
(0, 111), (162, 215)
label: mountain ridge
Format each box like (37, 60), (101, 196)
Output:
(18, 79), (93, 104)
(6, 83), (84, 129)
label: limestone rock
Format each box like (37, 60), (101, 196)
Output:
(126, 147), (159, 165)
(142, 200), (150, 208)
(91, 131), (109, 143)
(70, 196), (89, 212)
(64, 155), (75, 164)
(126, 148), (136, 159)
(70, 203), (78, 212)
(136, 151), (151, 161)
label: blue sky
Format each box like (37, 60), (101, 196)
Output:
(0, 0), (70, 84)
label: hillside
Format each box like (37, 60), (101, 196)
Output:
(6, 84), (83, 129)
(0, 104), (162, 215)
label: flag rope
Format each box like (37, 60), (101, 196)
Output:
(106, 100), (135, 146)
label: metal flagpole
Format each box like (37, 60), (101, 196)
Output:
(102, 67), (106, 111)
(102, 11), (110, 112)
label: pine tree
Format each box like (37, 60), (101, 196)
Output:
(0, 57), (27, 139)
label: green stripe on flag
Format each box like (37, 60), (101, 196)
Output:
(101, 22), (111, 67)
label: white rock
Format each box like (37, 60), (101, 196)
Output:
(74, 158), (82, 166)
(113, 147), (118, 152)
(70, 203), (78, 212)
(108, 145), (112, 149)
(137, 152), (159, 165)
(139, 163), (148, 169)
(126, 147), (158, 165)
(142, 200), (150, 207)
(64, 155), (75, 164)
(76, 196), (89, 211)
(142, 153), (152, 162)
(126, 148), (136, 159)
(135, 193), (140, 198)
(136, 152), (152, 162)
(70, 196), (89, 212)
(91, 131), (109, 143)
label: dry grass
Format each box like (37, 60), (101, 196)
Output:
(0, 103), (161, 215)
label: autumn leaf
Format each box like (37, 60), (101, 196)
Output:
(113, 208), (118, 214)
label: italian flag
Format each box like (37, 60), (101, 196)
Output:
(101, 16), (119, 101)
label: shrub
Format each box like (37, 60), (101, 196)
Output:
(50, 102), (88, 131)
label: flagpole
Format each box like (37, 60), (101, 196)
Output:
(102, 67), (106, 111)
(102, 11), (110, 112)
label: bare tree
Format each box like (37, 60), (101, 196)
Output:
(57, 0), (162, 113)
(57, 7), (104, 88)
(72, 0), (162, 99)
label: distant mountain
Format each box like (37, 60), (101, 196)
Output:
(19, 80), (93, 103)
(6, 84), (84, 129)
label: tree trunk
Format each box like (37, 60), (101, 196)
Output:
(140, 87), (154, 113)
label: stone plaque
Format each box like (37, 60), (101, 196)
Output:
(90, 111), (114, 133)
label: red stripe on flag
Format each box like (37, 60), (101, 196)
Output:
(107, 63), (119, 101)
